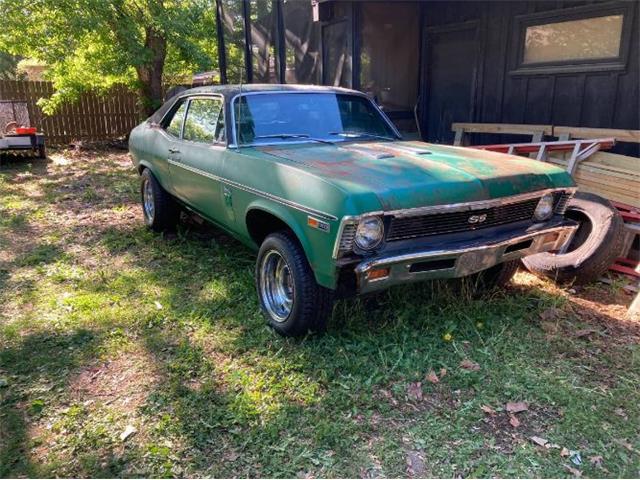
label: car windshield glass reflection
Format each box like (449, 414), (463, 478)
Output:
(233, 93), (397, 146)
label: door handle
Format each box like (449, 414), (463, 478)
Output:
(168, 148), (180, 154)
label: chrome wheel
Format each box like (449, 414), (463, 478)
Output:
(259, 249), (294, 322)
(142, 178), (155, 222)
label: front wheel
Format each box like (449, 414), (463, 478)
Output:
(461, 260), (519, 295)
(256, 232), (334, 336)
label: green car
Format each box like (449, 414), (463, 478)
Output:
(129, 84), (577, 336)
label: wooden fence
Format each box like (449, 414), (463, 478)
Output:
(0, 80), (141, 145)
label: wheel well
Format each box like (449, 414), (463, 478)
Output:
(246, 209), (294, 246)
(138, 165), (146, 175)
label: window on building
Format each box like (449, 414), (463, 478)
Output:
(183, 98), (223, 144)
(359, 3), (419, 113)
(523, 14), (624, 64)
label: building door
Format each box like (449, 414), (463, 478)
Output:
(421, 22), (479, 144)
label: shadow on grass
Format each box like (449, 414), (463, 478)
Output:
(2, 153), (639, 477)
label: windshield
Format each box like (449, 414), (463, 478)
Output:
(232, 92), (398, 146)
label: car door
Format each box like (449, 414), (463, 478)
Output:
(167, 95), (227, 224)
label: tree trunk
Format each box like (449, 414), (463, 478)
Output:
(136, 27), (167, 117)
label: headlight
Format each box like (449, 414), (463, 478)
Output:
(354, 216), (384, 250)
(533, 193), (554, 221)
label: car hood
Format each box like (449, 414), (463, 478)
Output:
(257, 141), (574, 211)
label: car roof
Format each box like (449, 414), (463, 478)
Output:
(182, 83), (363, 98)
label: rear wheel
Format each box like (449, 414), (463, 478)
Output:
(140, 168), (179, 232)
(256, 232), (334, 336)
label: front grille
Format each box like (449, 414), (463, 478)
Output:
(386, 197), (540, 241)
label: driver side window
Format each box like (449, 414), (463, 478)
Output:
(165, 101), (187, 138)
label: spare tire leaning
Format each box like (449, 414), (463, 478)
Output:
(522, 192), (625, 285)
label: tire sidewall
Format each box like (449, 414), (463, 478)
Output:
(255, 233), (310, 336)
(140, 170), (156, 228)
(522, 192), (624, 283)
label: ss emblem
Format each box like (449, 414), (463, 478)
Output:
(467, 213), (487, 224)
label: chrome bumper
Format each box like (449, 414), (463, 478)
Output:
(355, 220), (577, 294)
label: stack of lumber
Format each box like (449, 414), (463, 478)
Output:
(547, 151), (640, 208)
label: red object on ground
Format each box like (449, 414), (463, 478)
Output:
(15, 127), (37, 135)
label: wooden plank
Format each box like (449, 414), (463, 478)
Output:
(451, 122), (553, 136)
(553, 126), (640, 143)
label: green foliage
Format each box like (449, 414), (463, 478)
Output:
(0, 51), (23, 80)
(0, 0), (218, 113)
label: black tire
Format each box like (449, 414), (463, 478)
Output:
(462, 260), (519, 294)
(37, 144), (46, 159)
(256, 232), (334, 336)
(522, 192), (625, 285)
(140, 168), (179, 232)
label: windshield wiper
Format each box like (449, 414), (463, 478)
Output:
(329, 132), (396, 141)
(253, 134), (335, 145)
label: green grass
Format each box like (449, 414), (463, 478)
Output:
(1, 149), (639, 478)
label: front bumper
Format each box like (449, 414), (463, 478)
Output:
(355, 219), (577, 293)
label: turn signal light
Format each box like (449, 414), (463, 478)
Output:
(367, 267), (390, 281)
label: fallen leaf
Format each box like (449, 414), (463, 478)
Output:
(530, 436), (548, 447)
(459, 359), (480, 371)
(154, 301), (163, 310)
(561, 447), (570, 457)
(407, 382), (423, 402)
(439, 368), (447, 378)
(406, 450), (426, 477)
(120, 425), (137, 442)
(540, 321), (559, 334)
(425, 370), (439, 384)
(589, 455), (603, 468)
(480, 405), (496, 416)
(506, 401), (528, 413)
(539, 307), (564, 321)
(509, 414), (520, 428)
(564, 464), (582, 478)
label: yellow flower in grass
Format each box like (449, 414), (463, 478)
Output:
(442, 332), (453, 342)
(476, 321), (484, 330)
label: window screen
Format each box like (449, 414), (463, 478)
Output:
(360, 2), (419, 112)
(523, 14), (624, 64)
(183, 98), (223, 144)
(220, 0), (246, 83)
(322, 21), (352, 88)
(165, 101), (187, 138)
(250, 0), (278, 83)
(283, 0), (321, 84)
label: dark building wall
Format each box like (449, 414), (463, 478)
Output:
(420, 1), (639, 155)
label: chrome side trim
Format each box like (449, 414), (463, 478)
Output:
(167, 159), (337, 221)
(228, 90), (402, 148)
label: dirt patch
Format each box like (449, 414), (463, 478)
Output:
(70, 351), (161, 413)
(474, 404), (559, 455)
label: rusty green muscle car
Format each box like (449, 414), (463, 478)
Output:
(128, 84), (577, 336)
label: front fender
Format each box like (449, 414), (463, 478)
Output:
(245, 199), (339, 289)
